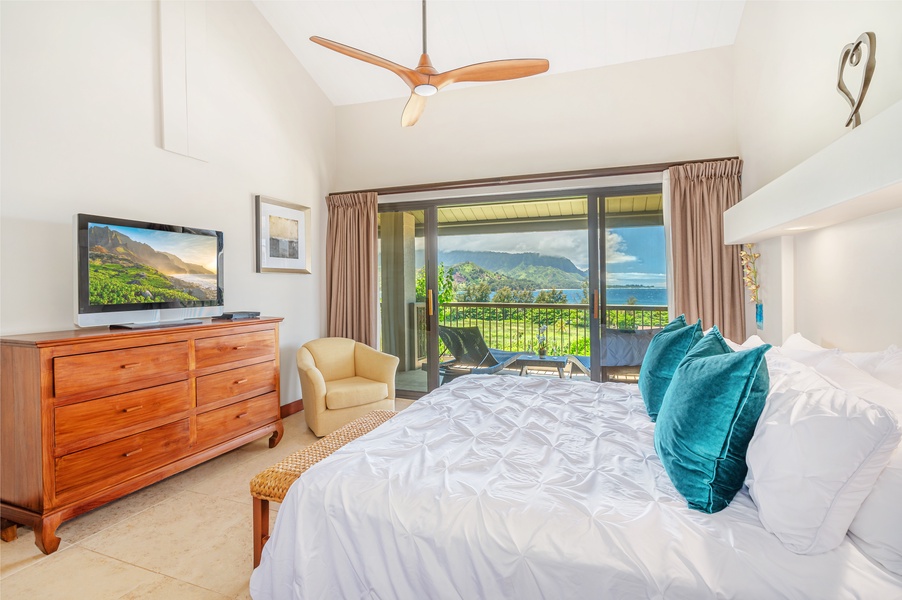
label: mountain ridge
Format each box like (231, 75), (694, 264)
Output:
(439, 250), (587, 290)
(89, 226), (213, 276)
(439, 250), (586, 276)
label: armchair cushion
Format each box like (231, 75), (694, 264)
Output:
(326, 377), (390, 410)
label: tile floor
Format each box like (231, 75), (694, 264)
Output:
(0, 406), (412, 600)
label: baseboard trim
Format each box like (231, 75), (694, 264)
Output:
(280, 399), (304, 419)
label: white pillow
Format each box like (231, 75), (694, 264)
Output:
(745, 349), (901, 555)
(850, 450), (902, 575)
(782, 332), (830, 353)
(807, 354), (902, 412)
(783, 333), (902, 390)
(741, 334), (766, 348)
(844, 347), (902, 390)
(809, 355), (902, 575)
(721, 334), (765, 352)
(843, 343), (901, 373)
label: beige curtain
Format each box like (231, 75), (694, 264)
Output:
(669, 159), (745, 342)
(326, 192), (378, 346)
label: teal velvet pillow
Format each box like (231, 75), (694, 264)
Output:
(654, 328), (771, 513)
(638, 315), (703, 421)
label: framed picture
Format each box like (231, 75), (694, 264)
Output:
(255, 195), (311, 274)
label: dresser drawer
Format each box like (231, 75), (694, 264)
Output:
(194, 330), (275, 369)
(195, 392), (278, 449)
(55, 419), (190, 495)
(55, 381), (191, 451)
(53, 342), (189, 399)
(196, 362), (276, 408)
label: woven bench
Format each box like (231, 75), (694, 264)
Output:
(250, 409), (397, 567)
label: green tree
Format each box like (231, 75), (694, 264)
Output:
(415, 263), (454, 303)
(492, 286), (515, 303)
(458, 281), (492, 302)
(511, 288), (535, 303)
(535, 288), (568, 304)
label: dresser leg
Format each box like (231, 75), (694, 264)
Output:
(0, 519), (17, 542)
(268, 422), (284, 448)
(33, 514), (61, 554)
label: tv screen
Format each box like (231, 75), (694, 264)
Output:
(75, 214), (224, 327)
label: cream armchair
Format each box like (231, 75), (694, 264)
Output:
(297, 337), (398, 437)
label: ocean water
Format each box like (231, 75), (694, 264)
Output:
(530, 287), (667, 306)
(605, 287), (667, 306)
(170, 273), (218, 292)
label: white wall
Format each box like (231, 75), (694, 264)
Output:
(734, 1), (902, 197)
(334, 47), (738, 191)
(793, 207), (902, 351)
(733, 0), (902, 349)
(0, 0), (336, 404)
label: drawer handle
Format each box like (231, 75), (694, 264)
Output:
(123, 448), (143, 457)
(234, 378), (248, 385)
(120, 363), (140, 369)
(122, 405), (143, 413)
(236, 412), (249, 419)
(233, 345), (247, 350)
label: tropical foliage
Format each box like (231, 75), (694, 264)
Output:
(89, 257), (199, 305)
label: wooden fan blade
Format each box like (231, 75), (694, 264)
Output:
(434, 58), (549, 89)
(310, 36), (425, 89)
(401, 93), (428, 127)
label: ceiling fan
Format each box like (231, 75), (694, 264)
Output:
(310, 0), (550, 127)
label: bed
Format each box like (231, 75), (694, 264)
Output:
(250, 348), (902, 599)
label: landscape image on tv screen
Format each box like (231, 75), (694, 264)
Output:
(88, 223), (219, 306)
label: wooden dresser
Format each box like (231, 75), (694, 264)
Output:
(0, 317), (284, 554)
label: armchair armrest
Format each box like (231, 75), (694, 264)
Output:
(297, 347), (328, 414)
(355, 343), (400, 398)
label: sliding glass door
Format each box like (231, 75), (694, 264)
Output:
(378, 183), (667, 397)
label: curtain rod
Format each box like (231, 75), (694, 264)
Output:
(331, 156), (740, 197)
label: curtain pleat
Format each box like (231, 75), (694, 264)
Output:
(326, 192), (378, 346)
(669, 159), (746, 342)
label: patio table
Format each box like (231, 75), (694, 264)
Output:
(515, 354), (567, 378)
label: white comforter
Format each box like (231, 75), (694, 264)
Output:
(250, 375), (902, 599)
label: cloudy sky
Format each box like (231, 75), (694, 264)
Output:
(99, 224), (219, 271)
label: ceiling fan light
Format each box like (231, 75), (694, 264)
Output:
(414, 83), (438, 97)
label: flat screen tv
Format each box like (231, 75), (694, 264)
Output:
(75, 213), (224, 328)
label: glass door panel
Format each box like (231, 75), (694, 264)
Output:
(598, 191), (668, 382)
(436, 197), (589, 384)
(378, 209), (436, 396)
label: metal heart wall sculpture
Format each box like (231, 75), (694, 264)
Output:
(836, 32), (876, 129)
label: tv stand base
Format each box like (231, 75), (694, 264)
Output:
(110, 318), (203, 330)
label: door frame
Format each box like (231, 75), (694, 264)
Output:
(379, 182), (663, 394)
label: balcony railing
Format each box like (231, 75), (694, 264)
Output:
(411, 302), (669, 360)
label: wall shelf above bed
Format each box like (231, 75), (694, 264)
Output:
(724, 98), (902, 244)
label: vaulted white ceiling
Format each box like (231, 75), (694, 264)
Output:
(253, 0), (747, 107)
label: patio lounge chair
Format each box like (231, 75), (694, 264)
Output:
(438, 325), (523, 382)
